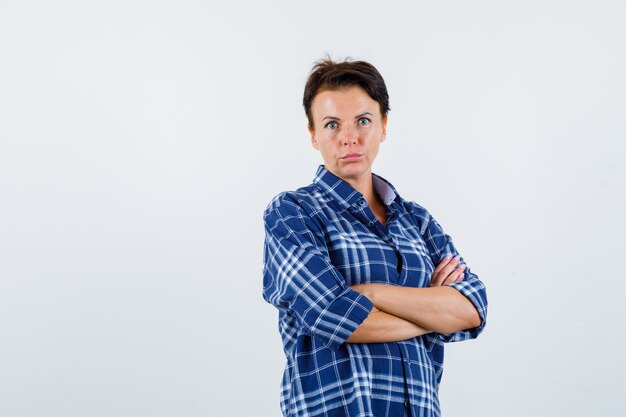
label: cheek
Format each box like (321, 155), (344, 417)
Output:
(365, 133), (380, 147)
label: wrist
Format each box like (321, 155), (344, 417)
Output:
(363, 284), (382, 305)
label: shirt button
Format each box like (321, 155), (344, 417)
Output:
(358, 199), (366, 206)
(368, 221), (375, 226)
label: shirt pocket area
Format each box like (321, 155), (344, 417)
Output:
(326, 229), (402, 286)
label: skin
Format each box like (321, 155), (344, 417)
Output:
(307, 85), (481, 343)
(307, 85), (388, 218)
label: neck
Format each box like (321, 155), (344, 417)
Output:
(344, 172), (377, 204)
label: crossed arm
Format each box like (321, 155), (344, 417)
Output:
(263, 199), (487, 349)
(346, 255), (482, 343)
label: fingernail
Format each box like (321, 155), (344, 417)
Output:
(460, 264), (466, 270)
(444, 255), (452, 260)
(454, 255), (461, 262)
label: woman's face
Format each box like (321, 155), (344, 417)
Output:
(308, 85), (387, 185)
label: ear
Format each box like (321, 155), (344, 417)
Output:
(308, 123), (319, 150)
(380, 116), (388, 143)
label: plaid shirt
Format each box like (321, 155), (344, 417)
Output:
(262, 164), (488, 417)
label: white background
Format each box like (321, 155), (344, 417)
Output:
(1, 1), (625, 416)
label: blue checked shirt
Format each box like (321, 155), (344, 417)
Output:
(262, 164), (488, 417)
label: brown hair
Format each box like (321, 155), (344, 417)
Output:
(303, 55), (390, 129)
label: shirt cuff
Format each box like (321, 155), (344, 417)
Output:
(308, 287), (374, 350)
(443, 280), (488, 342)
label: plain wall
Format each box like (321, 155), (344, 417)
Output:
(1, 1), (625, 416)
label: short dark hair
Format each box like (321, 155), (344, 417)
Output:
(303, 56), (390, 128)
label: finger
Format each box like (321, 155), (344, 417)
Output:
(432, 255), (453, 275)
(454, 264), (467, 283)
(442, 264), (466, 285)
(431, 256), (454, 286)
(434, 255), (461, 285)
(430, 268), (448, 287)
(441, 268), (463, 285)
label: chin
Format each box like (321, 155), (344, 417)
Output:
(338, 163), (368, 178)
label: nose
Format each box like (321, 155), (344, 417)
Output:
(340, 124), (358, 145)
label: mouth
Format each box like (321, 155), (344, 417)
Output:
(341, 153), (362, 160)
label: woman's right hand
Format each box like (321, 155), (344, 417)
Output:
(430, 255), (466, 287)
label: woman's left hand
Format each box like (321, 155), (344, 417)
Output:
(430, 255), (466, 287)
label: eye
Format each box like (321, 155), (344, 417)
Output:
(325, 121), (339, 129)
(358, 117), (371, 126)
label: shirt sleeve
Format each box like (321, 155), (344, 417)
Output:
(415, 204), (488, 343)
(262, 193), (374, 350)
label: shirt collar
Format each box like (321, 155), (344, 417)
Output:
(312, 164), (400, 210)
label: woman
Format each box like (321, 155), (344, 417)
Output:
(262, 57), (488, 417)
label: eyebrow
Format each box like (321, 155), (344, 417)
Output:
(322, 112), (373, 121)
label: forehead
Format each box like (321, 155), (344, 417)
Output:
(311, 86), (381, 118)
